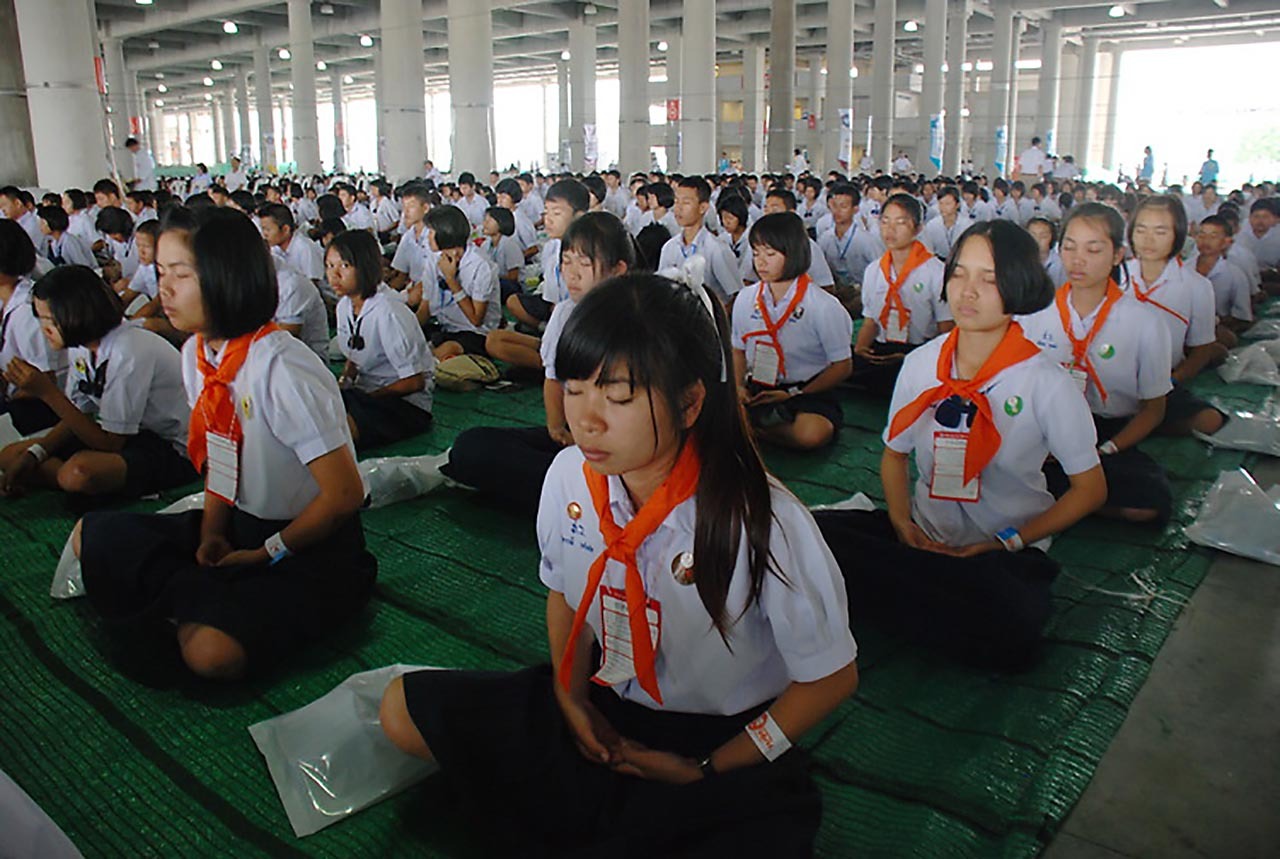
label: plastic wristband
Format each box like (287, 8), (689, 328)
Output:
(264, 532), (292, 566)
(745, 711), (792, 762)
(786, 386), (805, 398)
(25, 443), (49, 465)
(995, 527), (1024, 553)
(1099, 440), (1119, 456)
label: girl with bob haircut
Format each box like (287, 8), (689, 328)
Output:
(67, 207), (377, 681)
(331, 229), (435, 450)
(1123, 195), (1226, 437)
(732, 212), (853, 450)
(852, 192), (952, 396)
(0, 220), (66, 436)
(380, 274), (859, 855)
(1018, 202), (1175, 524)
(446, 212), (636, 512)
(0, 265), (193, 499)
(816, 221), (1107, 671)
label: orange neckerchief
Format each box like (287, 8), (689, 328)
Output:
(877, 240), (935, 332)
(887, 322), (1042, 485)
(557, 441), (702, 705)
(1055, 280), (1122, 402)
(742, 274), (810, 382)
(187, 323), (280, 475)
(1131, 258), (1189, 326)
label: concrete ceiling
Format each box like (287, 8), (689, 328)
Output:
(98, 0), (1280, 108)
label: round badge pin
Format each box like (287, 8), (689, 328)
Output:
(1004, 395), (1023, 417)
(793, 305), (805, 320)
(241, 396), (252, 420)
(567, 502), (582, 520)
(671, 551), (695, 585)
(1097, 343), (1116, 360)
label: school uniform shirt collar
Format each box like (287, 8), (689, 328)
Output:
(601, 470), (695, 545)
(758, 278), (803, 313)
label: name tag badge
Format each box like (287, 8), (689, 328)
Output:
(930, 431), (981, 502)
(205, 431), (239, 504)
(1066, 364), (1089, 394)
(885, 308), (910, 344)
(751, 342), (781, 387)
(593, 586), (661, 688)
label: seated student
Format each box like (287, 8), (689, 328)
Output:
(334, 183), (375, 232)
(1026, 216), (1067, 286)
(0, 222), (66, 434)
(415, 205), (501, 360)
(0, 186), (45, 256)
(1236, 197), (1280, 280)
(1009, 181), (1032, 225)
(70, 207), (376, 681)
(369, 180), (400, 242)
(1018, 203), (1174, 524)
(657, 177), (743, 303)
(1215, 204), (1263, 299)
(990, 179), (1021, 224)
(716, 191), (752, 263)
(1123, 196), (1225, 437)
(796, 177), (828, 233)
(273, 247), (330, 362)
(380, 274), (859, 857)
(645, 182), (681, 236)
(919, 186), (972, 260)
(260, 203), (325, 288)
(506, 179), (589, 331)
(732, 213), (853, 450)
(816, 183), (881, 289)
(62, 189), (98, 248)
(448, 213), (634, 511)
(0, 265), (193, 500)
(582, 175), (608, 214)
(482, 206), (524, 301)
(494, 178), (539, 261)
(453, 172), (489, 228)
(386, 184), (435, 298)
(960, 182), (996, 222)
(741, 189), (836, 290)
(125, 191), (157, 225)
(1190, 215), (1252, 347)
(330, 230), (434, 450)
(623, 175), (651, 236)
(852, 193), (952, 396)
(95, 206), (138, 286)
(92, 178), (123, 214)
(815, 221), (1106, 671)
(37, 206), (96, 269)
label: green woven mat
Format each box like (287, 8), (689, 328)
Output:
(0, 356), (1272, 858)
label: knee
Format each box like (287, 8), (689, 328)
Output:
(380, 676), (432, 759)
(56, 459), (97, 495)
(484, 330), (508, 356)
(792, 419), (835, 450)
(1194, 409), (1226, 436)
(1120, 507), (1162, 523)
(178, 625), (247, 680)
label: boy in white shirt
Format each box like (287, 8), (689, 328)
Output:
(656, 177), (744, 303)
(417, 205), (501, 360)
(336, 183), (375, 232)
(495, 178), (539, 260)
(1190, 215), (1252, 345)
(452, 172), (490, 228)
(817, 183), (881, 288)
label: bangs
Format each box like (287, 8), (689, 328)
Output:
(555, 275), (657, 391)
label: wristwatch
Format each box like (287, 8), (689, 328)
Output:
(698, 755), (718, 780)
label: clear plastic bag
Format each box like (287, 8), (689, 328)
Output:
(49, 491), (204, 600)
(1242, 319), (1280, 341)
(248, 664), (438, 837)
(359, 451), (454, 509)
(809, 492), (877, 513)
(1193, 398), (1280, 456)
(1217, 342), (1280, 386)
(1185, 469), (1280, 566)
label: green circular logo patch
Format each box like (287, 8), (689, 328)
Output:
(1004, 396), (1023, 416)
(1097, 343), (1116, 360)
(913, 282), (925, 292)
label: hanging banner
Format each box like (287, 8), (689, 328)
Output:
(1045, 127), (1057, 157)
(666, 98), (681, 122)
(807, 113), (817, 131)
(837, 108), (853, 170)
(929, 113), (944, 171)
(994, 124), (1008, 176)
(584, 123), (598, 170)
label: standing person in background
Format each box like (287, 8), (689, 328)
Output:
(1138, 147), (1155, 184)
(1198, 150), (1219, 187)
(1017, 137), (1047, 187)
(126, 139), (157, 192)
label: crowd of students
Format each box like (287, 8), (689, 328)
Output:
(1, 153), (1278, 853)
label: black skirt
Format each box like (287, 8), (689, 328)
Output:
(401, 665), (822, 858)
(341, 387), (433, 451)
(80, 506), (377, 667)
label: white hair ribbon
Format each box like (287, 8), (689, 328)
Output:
(658, 256), (727, 382)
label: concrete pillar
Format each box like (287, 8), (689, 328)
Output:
(1037, 16), (1062, 156)
(287, 0), (322, 174)
(180, 112), (194, 164)
(806, 54), (824, 170)
(680, 0), (715, 173)
(219, 90), (236, 165)
(1102, 46), (1122, 171)
(447, 0), (494, 176)
(943, 0), (968, 174)
(617, 0), (649, 173)
(384, 0), (430, 181)
(102, 38), (130, 155)
(824, 0), (854, 172)
(1007, 17), (1023, 174)
(330, 69), (346, 173)
(986, 0), (1013, 175)
(235, 66), (252, 163)
(869, 0), (896, 169)
(13, 0), (109, 188)
(1075, 36), (1098, 170)
(556, 59), (570, 168)
(373, 47), (388, 174)
(148, 99), (165, 165)
(212, 94), (226, 164)
(568, 17), (597, 171)
(741, 45), (766, 173)
(0, 0), (36, 185)
(664, 32), (681, 172)
(254, 45), (278, 172)
(921, 0), (946, 171)
(766, 0), (796, 171)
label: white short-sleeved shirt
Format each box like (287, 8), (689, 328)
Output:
(1123, 258), (1217, 366)
(514, 210), (538, 251)
(47, 233), (96, 269)
(920, 215), (973, 259)
(66, 323), (188, 454)
(540, 238), (567, 303)
(731, 280), (854, 384)
(485, 234), (524, 277)
(1018, 291), (1173, 419)
(536, 446), (858, 714)
(1, 278), (67, 396)
(860, 251), (951, 344)
(884, 334), (1100, 549)
(341, 203), (375, 232)
(426, 245), (501, 335)
(182, 330), (354, 522)
(107, 236), (139, 280)
(337, 290), (435, 413)
(280, 233), (325, 282)
(540, 298), (575, 381)
(68, 211), (97, 247)
(129, 263), (159, 300)
(797, 198), (828, 230)
(1190, 253), (1252, 323)
(224, 169), (247, 192)
(518, 194), (543, 225)
(1043, 250), (1067, 288)
(389, 224), (433, 283)
(657, 227), (744, 301)
(737, 238), (836, 289)
(454, 194), (489, 228)
(817, 223), (881, 286)
(372, 197), (400, 234)
(1018, 147), (1047, 176)
(1237, 224), (1280, 270)
(992, 198), (1022, 225)
(275, 266), (330, 361)
(17, 211), (45, 256)
(624, 203), (648, 237)
(962, 200), (996, 223)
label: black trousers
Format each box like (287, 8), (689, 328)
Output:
(0, 395), (59, 436)
(814, 508), (1060, 672)
(442, 425), (564, 515)
(847, 341), (916, 397)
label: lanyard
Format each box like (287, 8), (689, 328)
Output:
(1131, 260), (1189, 326)
(742, 275), (810, 381)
